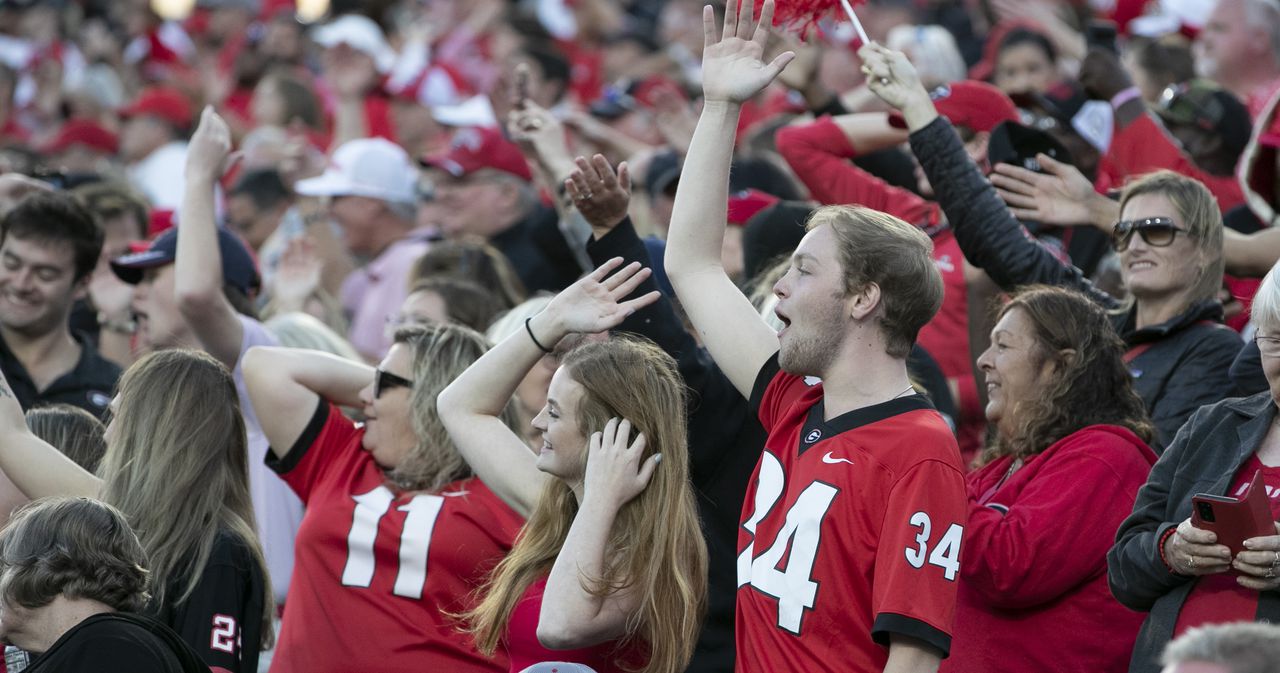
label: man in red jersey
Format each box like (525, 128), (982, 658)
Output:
(662, 2), (967, 672)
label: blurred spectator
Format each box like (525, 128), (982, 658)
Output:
(249, 68), (324, 135)
(24, 404), (106, 474)
(389, 277), (505, 335)
(993, 26), (1061, 97)
(262, 311), (361, 362)
(1124, 36), (1197, 106)
(226, 168), (292, 253)
(39, 119), (119, 176)
(422, 126), (583, 293)
(0, 191), (119, 419)
(409, 238), (527, 311)
(886, 25), (968, 90)
(294, 137), (430, 361)
(1195, 0), (1280, 119)
(119, 87), (194, 210)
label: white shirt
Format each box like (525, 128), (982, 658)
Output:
(127, 141), (188, 211)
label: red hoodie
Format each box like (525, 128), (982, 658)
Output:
(943, 425), (1156, 673)
(777, 116), (982, 461)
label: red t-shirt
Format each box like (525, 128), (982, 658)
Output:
(266, 401), (524, 673)
(1173, 454), (1280, 635)
(504, 576), (646, 672)
(735, 356), (967, 672)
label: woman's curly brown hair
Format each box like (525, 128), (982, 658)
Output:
(981, 286), (1154, 465)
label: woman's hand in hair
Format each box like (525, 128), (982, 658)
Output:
(583, 418), (661, 510)
(543, 257), (661, 336)
(1234, 523), (1280, 591)
(565, 154), (631, 238)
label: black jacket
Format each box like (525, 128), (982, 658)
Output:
(587, 217), (766, 673)
(28, 612), (209, 673)
(908, 116), (1242, 449)
(1106, 391), (1280, 673)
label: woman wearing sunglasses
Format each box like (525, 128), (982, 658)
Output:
(242, 324), (525, 673)
(1109, 262), (1280, 673)
(862, 44), (1242, 451)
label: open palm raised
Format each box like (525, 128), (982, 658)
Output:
(701, 0), (795, 104)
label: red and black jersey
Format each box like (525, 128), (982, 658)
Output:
(735, 356), (967, 673)
(265, 401), (524, 673)
(149, 531), (265, 673)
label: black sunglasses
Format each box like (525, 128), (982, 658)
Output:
(1112, 217), (1186, 252)
(374, 369), (414, 398)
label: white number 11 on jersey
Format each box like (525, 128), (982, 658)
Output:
(342, 486), (445, 599)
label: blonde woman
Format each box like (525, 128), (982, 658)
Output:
(0, 349), (272, 673)
(438, 258), (708, 673)
(243, 324), (525, 673)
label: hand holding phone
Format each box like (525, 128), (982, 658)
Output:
(1191, 470), (1274, 558)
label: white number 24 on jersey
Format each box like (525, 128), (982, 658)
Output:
(738, 453), (963, 634)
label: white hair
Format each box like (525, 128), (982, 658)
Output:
(1162, 622), (1280, 673)
(1252, 258), (1280, 334)
(886, 25), (967, 89)
(485, 295), (554, 343)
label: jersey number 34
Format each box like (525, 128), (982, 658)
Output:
(737, 452), (962, 635)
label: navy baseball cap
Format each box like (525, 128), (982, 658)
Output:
(110, 227), (261, 296)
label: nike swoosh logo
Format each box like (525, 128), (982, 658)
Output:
(822, 452), (854, 465)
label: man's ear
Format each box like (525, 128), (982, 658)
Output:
(849, 282), (882, 321)
(71, 274), (91, 303)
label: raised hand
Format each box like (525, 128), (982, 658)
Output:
(990, 153), (1107, 227)
(582, 417), (661, 509)
(700, 0), (794, 104)
(565, 155), (631, 236)
(859, 42), (930, 113)
(544, 257), (661, 335)
(185, 106), (237, 185)
(271, 236), (323, 312)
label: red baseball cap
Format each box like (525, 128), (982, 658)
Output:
(420, 127), (533, 182)
(119, 87), (194, 131)
(43, 119), (119, 156)
(728, 189), (781, 226)
(889, 81), (1019, 134)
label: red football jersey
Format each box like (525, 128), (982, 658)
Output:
(267, 402), (524, 673)
(736, 357), (967, 673)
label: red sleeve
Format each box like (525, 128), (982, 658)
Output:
(871, 458), (967, 655)
(1104, 113), (1246, 211)
(776, 117), (938, 225)
(265, 401), (362, 504)
(960, 432), (1148, 609)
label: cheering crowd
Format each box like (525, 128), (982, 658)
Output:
(5, 0), (1280, 672)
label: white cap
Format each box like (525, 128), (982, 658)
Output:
(516, 664), (598, 673)
(311, 14), (396, 73)
(431, 95), (498, 128)
(294, 138), (417, 204)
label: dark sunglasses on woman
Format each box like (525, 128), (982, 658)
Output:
(374, 369), (414, 398)
(1112, 216), (1186, 252)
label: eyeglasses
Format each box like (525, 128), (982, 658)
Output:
(374, 369), (414, 398)
(1112, 217), (1187, 252)
(1257, 334), (1280, 358)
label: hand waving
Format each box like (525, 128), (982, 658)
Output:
(583, 417), (661, 509)
(565, 154), (631, 236)
(990, 153), (1099, 226)
(185, 106), (237, 185)
(544, 257), (660, 335)
(271, 236), (323, 312)
(859, 42), (929, 112)
(701, 0), (794, 104)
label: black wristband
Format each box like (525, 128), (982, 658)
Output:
(525, 317), (554, 354)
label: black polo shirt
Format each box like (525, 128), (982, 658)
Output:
(0, 331), (121, 418)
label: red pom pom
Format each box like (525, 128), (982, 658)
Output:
(769, 0), (866, 38)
